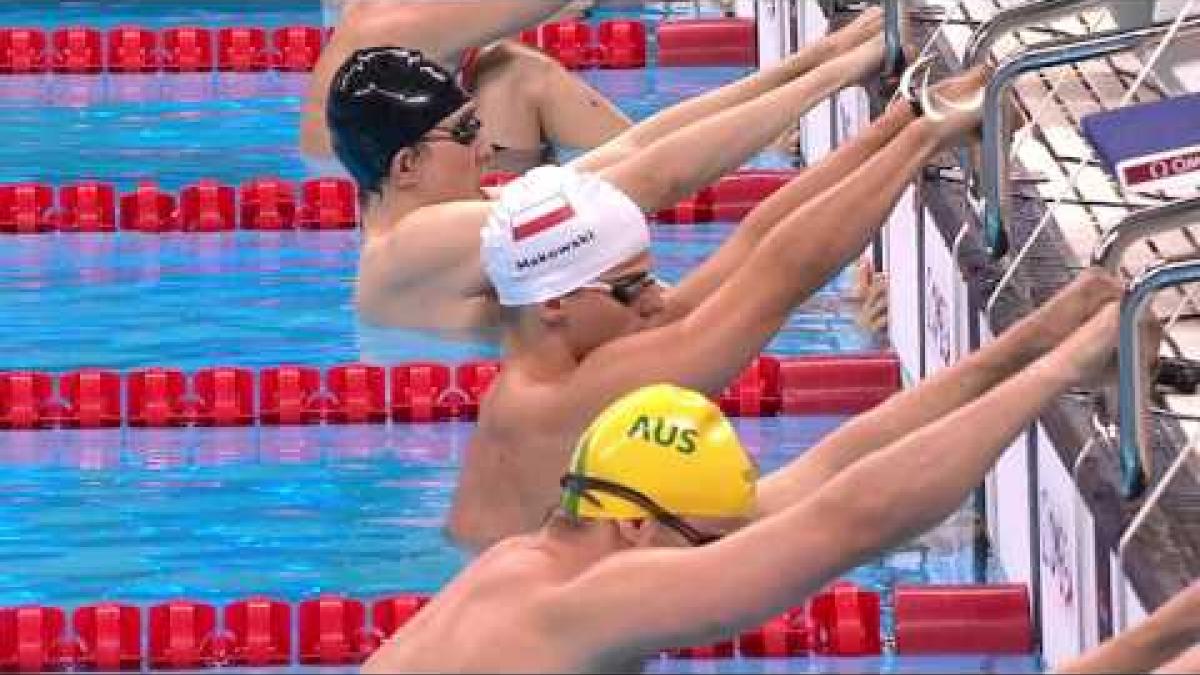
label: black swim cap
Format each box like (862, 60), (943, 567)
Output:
(327, 47), (471, 192)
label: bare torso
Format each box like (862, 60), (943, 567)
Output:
(446, 371), (582, 550)
(362, 537), (647, 674)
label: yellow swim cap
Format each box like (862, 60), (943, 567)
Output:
(561, 383), (758, 520)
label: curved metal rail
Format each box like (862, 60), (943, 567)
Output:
(883, 0), (906, 81)
(964, 0), (1108, 66)
(981, 15), (1200, 257)
(1117, 259), (1200, 498)
(1092, 197), (1200, 272)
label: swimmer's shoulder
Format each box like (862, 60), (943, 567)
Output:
(394, 197), (496, 234)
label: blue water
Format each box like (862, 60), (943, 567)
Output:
(0, 2), (1028, 672)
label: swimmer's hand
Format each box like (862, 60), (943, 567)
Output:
(828, 7), (884, 56)
(1052, 299), (1161, 391)
(856, 273), (888, 336)
(1019, 268), (1125, 361)
(924, 65), (991, 145)
(850, 258), (888, 336)
(1052, 302), (1122, 388)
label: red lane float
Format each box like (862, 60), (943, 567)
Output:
(0, 171), (791, 234)
(0, 354), (899, 430)
(0, 371), (53, 429)
(0, 183), (55, 234)
(51, 27), (103, 74)
(0, 606), (67, 672)
(810, 581), (882, 656)
(239, 177), (297, 230)
(894, 584), (1033, 655)
(273, 26), (323, 72)
(719, 355), (780, 417)
(0, 29), (47, 74)
(738, 608), (815, 657)
(298, 596), (371, 665)
(58, 369), (121, 428)
(224, 598), (290, 666)
(391, 362), (454, 423)
(127, 368), (188, 427)
(119, 182), (177, 232)
(325, 364), (388, 424)
(162, 27), (213, 72)
(179, 179), (236, 232)
(298, 178), (358, 230)
(597, 20), (647, 69)
(147, 601), (219, 669)
(73, 604), (141, 671)
(1, 584), (1034, 669)
(0, 18), (761, 74)
(780, 353), (901, 415)
(107, 26), (158, 73)
(216, 27), (269, 72)
(260, 366), (322, 425)
(537, 20), (595, 70)
(658, 18), (756, 67)
(58, 181), (117, 232)
(667, 582), (879, 658)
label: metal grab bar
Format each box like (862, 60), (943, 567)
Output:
(1092, 197), (1200, 272)
(981, 15), (1200, 257)
(1117, 259), (1200, 499)
(964, 0), (1107, 66)
(883, 0), (906, 81)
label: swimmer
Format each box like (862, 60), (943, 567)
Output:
(303, 0), (629, 174)
(363, 298), (1129, 672)
(1055, 578), (1200, 673)
(447, 66), (1009, 549)
(328, 9), (886, 333)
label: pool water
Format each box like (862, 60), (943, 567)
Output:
(0, 1), (1030, 672)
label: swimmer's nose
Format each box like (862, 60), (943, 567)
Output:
(636, 284), (667, 319)
(476, 141), (495, 168)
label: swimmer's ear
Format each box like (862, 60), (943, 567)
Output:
(389, 148), (422, 187)
(537, 299), (568, 328)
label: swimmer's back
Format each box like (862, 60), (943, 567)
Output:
(362, 539), (589, 673)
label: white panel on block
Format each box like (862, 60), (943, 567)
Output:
(923, 216), (958, 374)
(993, 428), (1033, 585)
(887, 187), (920, 381)
(1037, 425), (1090, 666)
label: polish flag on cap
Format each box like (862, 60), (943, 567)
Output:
(512, 193), (576, 241)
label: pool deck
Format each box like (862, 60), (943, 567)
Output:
(905, 0), (1200, 622)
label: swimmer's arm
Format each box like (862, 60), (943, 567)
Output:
(356, 201), (495, 325)
(346, 1), (582, 64)
(754, 267), (1124, 516)
(545, 345), (1084, 656)
(665, 99), (915, 317)
(1054, 580), (1200, 674)
(587, 37), (878, 212)
(571, 10), (881, 174)
(569, 114), (941, 417)
(1156, 645), (1200, 674)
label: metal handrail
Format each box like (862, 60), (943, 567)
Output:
(1092, 197), (1200, 272)
(964, 0), (1108, 67)
(1117, 259), (1200, 499)
(981, 15), (1200, 257)
(883, 0), (905, 81)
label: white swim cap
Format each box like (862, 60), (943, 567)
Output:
(482, 166), (650, 307)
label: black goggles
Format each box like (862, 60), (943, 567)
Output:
(560, 474), (724, 547)
(423, 109), (482, 146)
(579, 271), (663, 306)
